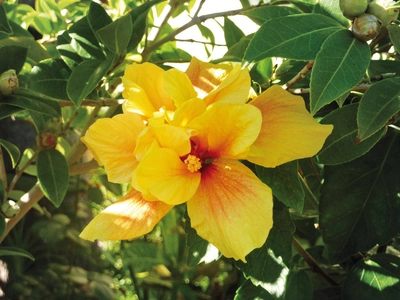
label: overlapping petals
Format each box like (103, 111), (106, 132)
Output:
(81, 58), (333, 262)
(247, 86), (334, 167)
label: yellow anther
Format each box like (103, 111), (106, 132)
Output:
(184, 155), (202, 172)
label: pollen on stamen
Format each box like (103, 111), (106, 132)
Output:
(184, 154), (202, 172)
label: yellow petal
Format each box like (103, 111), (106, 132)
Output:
(122, 63), (174, 116)
(187, 159), (273, 262)
(164, 68), (197, 107)
(185, 57), (232, 98)
(189, 103), (262, 159)
(122, 83), (157, 118)
(248, 85), (334, 167)
(82, 113), (145, 183)
(203, 65), (251, 106)
(133, 141), (201, 205)
(80, 189), (173, 241)
(170, 98), (206, 127)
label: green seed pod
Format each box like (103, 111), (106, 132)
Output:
(0, 69), (18, 96)
(367, 0), (399, 27)
(352, 13), (382, 41)
(340, 0), (369, 20)
(1, 200), (21, 218)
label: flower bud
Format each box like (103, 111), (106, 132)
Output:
(352, 13), (382, 41)
(367, 0), (399, 27)
(1, 200), (21, 218)
(37, 131), (58, 150)
(0, 69), (18, 96)
(340, 0), (368, 20)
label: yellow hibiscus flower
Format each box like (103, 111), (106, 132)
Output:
(80, 59), (333, 262)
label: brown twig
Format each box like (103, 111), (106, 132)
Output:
(293, 237), (339, 286)
(283, 61), (314, 90)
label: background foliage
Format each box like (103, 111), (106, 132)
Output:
(0, 0), (399, 299)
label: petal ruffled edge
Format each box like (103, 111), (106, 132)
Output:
(187, 159), (273, 262)
(248, 85), (333, 167)
(80, 188), (173, 241)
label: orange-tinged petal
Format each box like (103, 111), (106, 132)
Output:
(82, 113), (145, 183)
(171, 98), (206, 127)
(185, 57), (232, 98)
(80, 189), (173, 241)
(203, 65), (251, 106)
(187, 159), (273, 262)
(189, 103), (262, 159)
(248, 85), (334, 167)
(122, 84), (157, 117)
(133, 142), (201, 205)
(122, 63), (174, 114)
(164, 68), (197, 107)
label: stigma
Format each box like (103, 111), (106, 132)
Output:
(184, 154), (202, 172)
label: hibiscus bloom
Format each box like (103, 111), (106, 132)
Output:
(80, 58), (333, 262)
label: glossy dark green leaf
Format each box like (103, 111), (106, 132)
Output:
(0, 246), (35, 261)
(244, 14), (344, 63)
(0, 45), (28, 74)
(0, 217), (5, 237)
(2, 94), (60, 117)
(29, 58), (71, 100)
(0, 104), (23, 120)
(0, 36), (49, 65)
(320, 132), (400, 263)
(223, 36), (251, 61)
(388, 24), (400, 54)
(235, 280), (274, 300)
(224, 17), (244, 48)
(318, 104), (386, 165)
(56, 31), (83, 69)
(126, 0), (164, 52)
(237, 202), (294, 297)
(37, 149), (70, 207)
(0, 5), (12, 35)
(68, 17), (105, 60)
(285, 270), (313, 300)
(242, 6), (302, 25)
(368, 60), (400, 78)
(67, 58), (113, 107)
(97, 15), (133, 54)
(0, 139), (20, 169)
(310, 30), (370, 114)
(185, 215), (209, 267)
(343, 254), (400, 299)
(357, 78), (400, 141)
(87, 1), (112, 34)
(256, 161), (304, 213)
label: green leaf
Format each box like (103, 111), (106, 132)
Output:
(29, 58), (71, 100)
(161, 209), (179, 258)
(2, 94), (60, 117)
(237, 201), (294, 297)
(122, 240), (167, 272)
(285, 270), (313, 300)
(235, 280), (274, 300)
(256, 161), (304, 213)
(37, 149), (70, 207)
(0, 246), (35, 261)
(223, 36), (251, 62)
(0, 217), (5, 237)
(87, 1), (112, 34)
(67, 58), (113, 106)
(0, 104), (23, 120)
(357, 78), (400, 141)
(318, 103), (386, 165)
(0, 45), (28, 74)
(0, 176), (4, 202)
(35, 0), (65, 34)
(0, 36), (50, 64)
(185, 216), (209, 267)
(223, 17), (244, 48)
(126, 0), (164, 52)
(97, 15), (133, 55)
(314, 0), (351, 28)
(343, 254), (400, 299)
(368, 59), (400, 78)
(0, 139), (20, 169)
(320, 132), (400, 263)
(244, 14), (344, 63)
(242, 6), (302, 25)
(310, 30), (370, 114)
(0, 5), (12, 35)
(388, 24), (400, 54)
(56, 31), (84, 69)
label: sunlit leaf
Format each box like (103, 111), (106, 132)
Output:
(242, 6), (302, 25)
(37, 149), (70, 207)
(97, 15), (133, 55)
(56, 31), (83, 69)
(235, 280), (274, 299)
(310, 30), (370, 114)
(0, 139), (20, 169)
(357, 78), (400, 141)
(244, 14), (344, 63)
(318, 104), (386, 165)
(320, 131), (400, 263)
(224, 17), (244, 48)
(343, 254), (400, 299)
